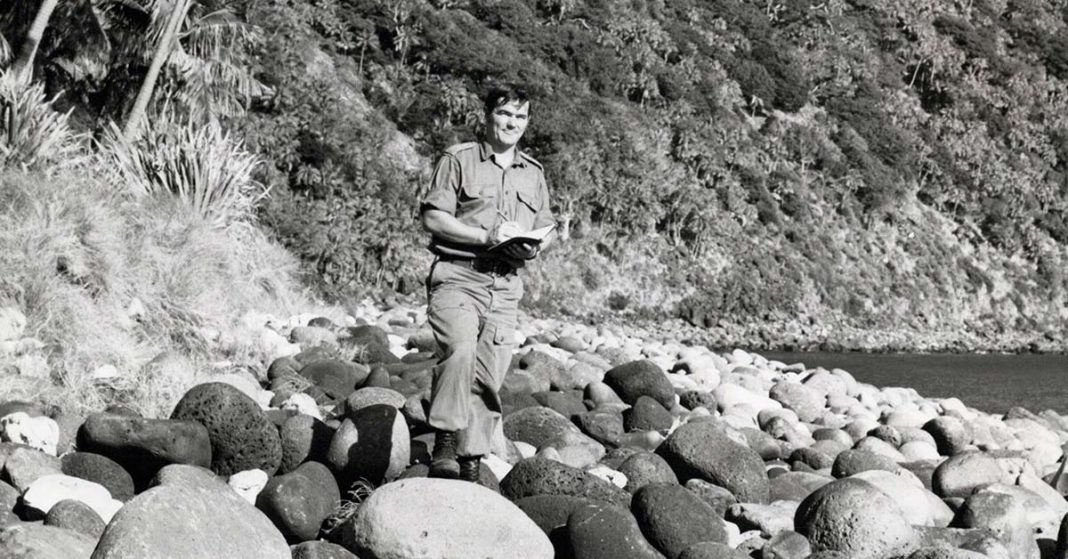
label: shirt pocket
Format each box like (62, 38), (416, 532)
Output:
(458, 181), (499, 230)
(515, 186), (540, 229)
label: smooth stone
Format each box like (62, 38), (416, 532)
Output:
(604, 360), (676, 410)
(345, 387), (405, 414)
(61, 452), (135, 502)
(228, 469), (269, 504)
(575, 410), (624, 447)
(853, 469), (953, 527)
(567, 501), (665, 559)
(298, 359), (364, 400)
(22, 474), (121, 523)
(0, 523), (95, 558)
(289, 541), (359, 559)
(500, 457), (631, 508)
(685, 479), (739, 517)
(256, 461), (339, 543)
(795, 477), (916, 558)
(90, 482), (289, 558)
(769, 382), (824, 423)
(623, 396), (674, 433)
(0, 412), (59, 455)
(632, 482), (726, 558)
(327, 404), (409, 485)
(932, 452), (1003, 498)
(44, 498), (105, 539)
(3, 446), (61, 491)
(656, 421), (770, 504)
(924, 417), (971, 456)
(831, 449), (900, 478)
(763, 530), (812, 559)
(726, 501), (798, 537)
(619, 452), (678, 494)
(278, 414), (334, 474)
(347, 478), (552, 559)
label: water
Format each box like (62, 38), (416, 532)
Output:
(762, 352), (1068, 415)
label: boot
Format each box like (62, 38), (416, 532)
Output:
(429, 430), (460, 479)
(459, 455), (482, 483)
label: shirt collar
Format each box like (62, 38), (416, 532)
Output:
(479, 140), (526, 168)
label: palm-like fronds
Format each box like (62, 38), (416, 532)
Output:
(0, 71), (85, 171)
(102, 111), (267, 227)
(0, 35), (11, 68)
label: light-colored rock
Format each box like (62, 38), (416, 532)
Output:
(228, 469), (268, 504)
(0, 523), (95, 558)
(23, 474), (122, 523)
(347, 478), (552, 559)
(587, 465), (627, 488)
(280, 393), (321, 419)
(853, 469), (953, 527)
(0, 412), (59, 455)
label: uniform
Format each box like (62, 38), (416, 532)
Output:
(421, 140), (554, 457)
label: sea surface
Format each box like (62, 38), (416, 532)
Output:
(762, 352), (1068, 415)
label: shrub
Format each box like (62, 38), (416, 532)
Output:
(102, 115), (266, 228)
(0, 71), (85, 171)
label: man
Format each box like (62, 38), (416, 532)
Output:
(419, 84), (555, 482)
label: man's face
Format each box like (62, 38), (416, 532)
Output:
(486, 100), (530, 151)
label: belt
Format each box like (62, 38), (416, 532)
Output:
(440, 256), (516, 276)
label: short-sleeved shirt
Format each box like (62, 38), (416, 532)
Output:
(421, 140), (554, 265)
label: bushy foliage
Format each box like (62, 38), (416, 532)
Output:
(0, 72), (84, 171)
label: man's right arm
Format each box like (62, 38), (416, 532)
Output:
(422, 209), (490, 246)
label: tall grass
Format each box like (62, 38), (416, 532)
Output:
(101, 112), (267, 228)
(0, 70), (85, 171)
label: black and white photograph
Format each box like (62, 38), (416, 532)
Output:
(1, 0), (1068, 557)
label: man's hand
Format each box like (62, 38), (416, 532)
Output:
(502, 240), (539, 260)
(489, 221), (524, 245)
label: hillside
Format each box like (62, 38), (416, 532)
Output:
(11, 0), (1068, 352)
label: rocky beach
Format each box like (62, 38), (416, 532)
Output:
(1, 300), (1067, 559)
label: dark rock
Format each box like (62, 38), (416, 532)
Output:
(307, 316), (336, 329)
(830, 449), (899, 479)
(279, 414), (334, 474)
(60, 452), (135, 502)
(632, 482), (726, 558)
(868, 425), (903, 447)
(326, 404), (408, 485)
(340, 325), (399, 365)
(740, 428), (784, 461)
(0, 400), (48, 418)
(923, 417), (971, 456)
(515, 494), (593, 534)
(298, 360), (364, 400)
(811, 428), (854, 448)
(619, 452), (678, 494)
(256, 461), (339, 543)
(290, 541), (359, 559)
(601, 447), (643, 470)
(604, 360), (675, 410)
(503, 406), (600, 457)
(532, 391), (588, 419)
(575, 410), (624, 447)
(684, 479), (737, 518)
(77, 413), (212, 490)
(149, 463), (222, 490)
(790, 447), (835, 470)
(656, 421), (769, 504)
(679, 391), (716, 412)
(624, 396), (674, 433)
(44, 498), (105, 539)
(267, 356), (302, 381)
(500, 457), (631, 508)
(567, 501), (665, 559)
(170, 382), (282, 476)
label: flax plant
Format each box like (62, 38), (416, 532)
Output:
(0, 70), (84, 171)
(102, 112), (267, 228)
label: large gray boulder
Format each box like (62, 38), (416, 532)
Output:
(0, 523), (96, 558)
(347, 478), (552, 559)
(656, 421), (769, 503)
(170, 382), (281, 476)
(795, 477), (917, 558)
(90, 482), (289, 558)
(604, 360), (675, 409)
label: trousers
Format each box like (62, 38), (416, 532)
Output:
(425, 259), (522, 457)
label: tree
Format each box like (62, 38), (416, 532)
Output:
(9, 0), (59, 83)
(124, 0), (192, 139)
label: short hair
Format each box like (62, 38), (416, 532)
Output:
(483, 84), (530, 116)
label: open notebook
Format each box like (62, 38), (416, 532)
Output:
(486, 223), (557, 254)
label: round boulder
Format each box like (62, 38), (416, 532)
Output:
(656, 421), (769, 503)
(603, 360), (675, 410)
(256, 461), (339, 543)
(567, 501), (664, 559)
(923, 416), (971, 457)
(170, 382), (282, 476)
(932, 451), (1002, 499)
(44, 498), (105, 539)
(91, 481), (289, 558)
(278, 414), (334, 474)
(632, 482), (726, 558)
(326, 404), (409, 485)
(769, 382), (824, 423)
(61, 452), (135, 502)
(0, 523), (96, 559)
(347, 478), (552, 559)
(619, 452), (678, 494)
(77, 413), (211, 489)
(500, 457), (631, 508)
(795, 477), (916, 558)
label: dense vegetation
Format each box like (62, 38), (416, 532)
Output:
(6, 0), (1068, 351)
